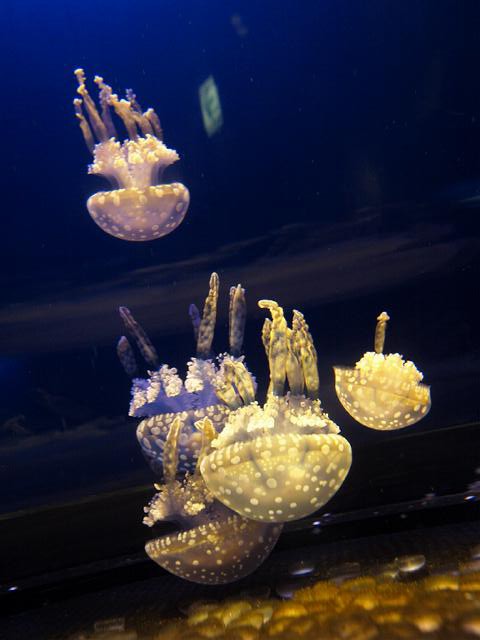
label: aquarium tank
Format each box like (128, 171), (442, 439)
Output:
(1, 1), (479, 638)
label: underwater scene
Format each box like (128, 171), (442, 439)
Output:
(1, 0), (480, 638)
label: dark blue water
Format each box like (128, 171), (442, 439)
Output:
(0, 0), (479, 513)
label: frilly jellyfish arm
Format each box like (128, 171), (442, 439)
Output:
(191, 276), (246, 360)
(196, 272), (219, 358)
(192, 416), (218, 474)
(143, 415), (211, 526)
(259, 302), (319, 399)
(73, 69), (189, 242)
(375, 311), (390, 353)
(73, 98), (95, 153)
(95, 76), (117, 139)
(258, 300), (288, 396)
(215, 359), (256, 410)
(229, 284), (246, 357)
(118, 306), (159, 369)
(292, 310), (319, 400)
(229, 360), (256, 405)
(261, 317), (274, 396)
(162, 416), (183, 485)
(116, 336), (138, 377)
(285, 327), (304, 396)
(189, 303), (201, 343)
(74, 70), (109, 146)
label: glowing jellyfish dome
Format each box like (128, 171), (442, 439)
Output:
(143, 416), (282, 584)
(200, 300), (352, 523)
(73, 69), (189, 241)
(117, 273), (255, 476)
(334, 312), (431, 430)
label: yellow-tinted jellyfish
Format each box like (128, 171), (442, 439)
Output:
(73, 69), (189, 241)
(200, 301), (352, 524)
(117, 273), (253, 476)
(144, 417), (283, 584)
(334, 312), (431, 430)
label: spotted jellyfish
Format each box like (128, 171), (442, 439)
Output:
(200, 300), (352, 523)
(73, 69), (189, 241)
(334, 311), (431, 430)
(117, 273), (256, 475)
(144, 416), (283, 584)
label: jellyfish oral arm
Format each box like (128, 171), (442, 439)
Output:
(89, 136), (180, 190)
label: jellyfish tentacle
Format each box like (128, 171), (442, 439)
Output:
(144, 108), (163, 140)
(261, 317), (274, 397)
(230, 360), (256, 405)
(375, 311), (390, 354)
(117, 336), (138, 377)
(162, 416), (183, 485)
(74, 68), (109, 142)
(196, 272), (219, 359)
(258, 300), (288, 397)
(125, 88), (155, 137)
(285, 327), (305, 395)
(73, 98), (95, 153)
(261, 317), (272, 356)
(215, 361), (244, 410)
(93, 76), (117, 139)
(118, 306), (159, 369)
(193, 416), (217, 473)
(213, 359), (255, 410)
(189, 303), (201, 343)
(292, 310), (319, 400)
(229, 284), (246, 357)
(107, 92), (139, 140)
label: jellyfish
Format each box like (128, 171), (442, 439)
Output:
(200, 300), (352, 524)
(334, 312), (431, 430)
(73, 69), (189, 241)
(118, 273), (255, 475)
(144, 416), (283, 584)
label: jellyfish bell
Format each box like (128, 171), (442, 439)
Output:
(334, 312), (431, 430)
(145, 508), (282, 585)
(200, 395), (352, 524)
(200, 301), (352, 524)
(73, 69), (189, 241)
(144, 416), (283, 584)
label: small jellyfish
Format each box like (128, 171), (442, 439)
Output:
(334, 312), (431, 430)
(200, 300), (352, 523)
(118, 273), (254, 475)
(73, 69), (189, 241)
(144, 416), (283, 584)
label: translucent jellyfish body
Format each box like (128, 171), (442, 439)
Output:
(73, 69), (189, 241)
(334, 312), (431, 430)
(200, 301), (352, 523)
(144, 417), (282, 584)
(118, 273), (254, 475)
